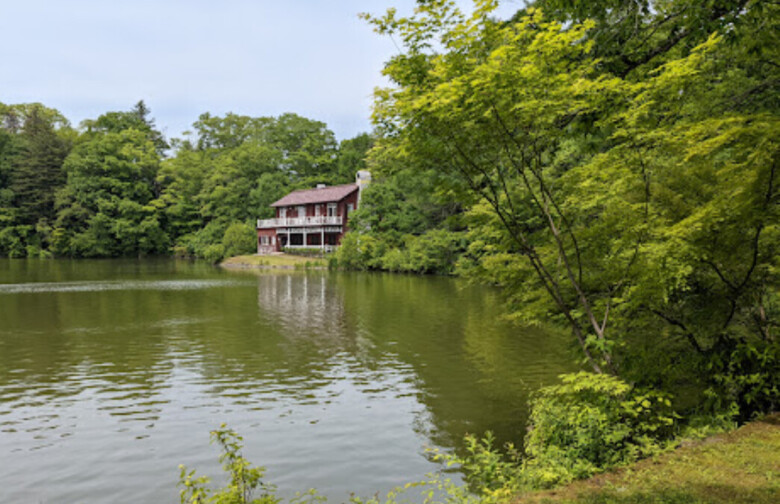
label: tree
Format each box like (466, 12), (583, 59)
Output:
(10, 108), (71, 226)
(54, 129), (168, 256)
(365, 0), (778, 414)
(336, 133), (374, 181)
(82, 101), (168, 154)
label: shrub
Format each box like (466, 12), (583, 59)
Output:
(333, 233), (384, 270)
(203, 244), (226, 264)
(521, 372), (677, 488)
(707, 339), (780, 422)
(222, 222), (256, 258)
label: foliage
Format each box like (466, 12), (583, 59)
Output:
(334, 229), (466, 275)
(8, 107), (72, 226)
(706, 339), (780, 421)
(522, 413), (780, 504)
(222, 222), (257, 259)
(179, 425), (280, 504)
(363, 0), (779, 421)
(1, 101), (374, 261)
(53, 128), (168, 257)
(336, 133), (374, 182)
(521, 373), (676, 488)
(425, 373), (676, 496)
(202, 244), (226, 264)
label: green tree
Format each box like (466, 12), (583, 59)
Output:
(54, 129), (168, 256)
(336, 133), (374, 181)
(222, 222), (257, 258)
(82, 100), (168, 154)
(365, 0), (778, 416)
(10, 108), (72, 226)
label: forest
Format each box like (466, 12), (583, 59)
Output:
(0, 102), (372, 263)
(2, 0), (779, 498)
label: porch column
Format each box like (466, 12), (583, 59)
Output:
(303, 229), (307, 248)
(321, 229), (324, 251)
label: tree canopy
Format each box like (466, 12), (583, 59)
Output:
(360, 0), (778, 418)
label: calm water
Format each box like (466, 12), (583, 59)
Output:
(0, 259), (575, 503)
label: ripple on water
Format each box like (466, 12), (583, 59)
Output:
(0, 279), (252, 295)
(0, 261), (576, 504)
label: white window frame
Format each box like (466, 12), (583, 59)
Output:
(279, 207), (287, 218)
(297, 205), (306, 217)
(327, 203), (337, 217)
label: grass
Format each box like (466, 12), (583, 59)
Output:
(220, 253), (327, 269)
(517, 413), (780, 504)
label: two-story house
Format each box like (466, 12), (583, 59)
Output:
(256, 171), (370, 254)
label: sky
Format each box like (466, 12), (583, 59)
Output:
(0, 0), (521, 141)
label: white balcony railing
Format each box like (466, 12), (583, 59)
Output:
(257, 216), (343, 229)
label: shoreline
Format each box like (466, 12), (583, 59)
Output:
(219, 253), (328, 270)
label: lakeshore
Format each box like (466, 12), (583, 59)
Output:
(220, 253), (327, 270)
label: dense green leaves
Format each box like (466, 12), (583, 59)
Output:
(363, 0), (778, 418)
(53, 129), (166, 257)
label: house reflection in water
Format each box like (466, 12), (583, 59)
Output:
(255, 274), (350, 347)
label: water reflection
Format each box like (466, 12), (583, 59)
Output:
(0, 260), (575, 504)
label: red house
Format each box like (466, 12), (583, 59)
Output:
(257, 171), (371, 254)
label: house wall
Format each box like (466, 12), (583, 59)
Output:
(336, 190), (360, 243)
(257, 228), (279, 254)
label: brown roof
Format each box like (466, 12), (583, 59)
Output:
(270, 183), (359, 207)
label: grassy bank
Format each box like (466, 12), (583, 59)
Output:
(220, 254), (327, 270)
(518, 414), (780, 504)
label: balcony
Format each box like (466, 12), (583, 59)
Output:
(257, 216), (343, 229)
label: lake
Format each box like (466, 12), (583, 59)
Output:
(0, 258), (575, 503)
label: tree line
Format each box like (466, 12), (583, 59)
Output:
(0, 102), (372, 261)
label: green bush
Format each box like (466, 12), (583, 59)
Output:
(402, 229), (463, 275)
(0, 225), (33, 257)
(335, 230), (465, 275)
(222, 222), (256, 258)
(203, 244), (226, 264)
(520, 372), (677, 488)
(333, 233), (383, 270)
(707, 339), (780, 421)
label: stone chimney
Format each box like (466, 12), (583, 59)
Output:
(356, 170), (371, 203)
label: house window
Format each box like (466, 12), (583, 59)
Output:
(315, 205), (321, 217)
(297, 205), (305, 217)
(260, 236), (269, 246)
(327, 203), (337, 217)
(279, 207), (287, 219)
(347, 203), (354, 214)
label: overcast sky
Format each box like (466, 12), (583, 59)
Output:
(0, 0), (521, 141)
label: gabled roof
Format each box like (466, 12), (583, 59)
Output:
(270, 183), (359, 207)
